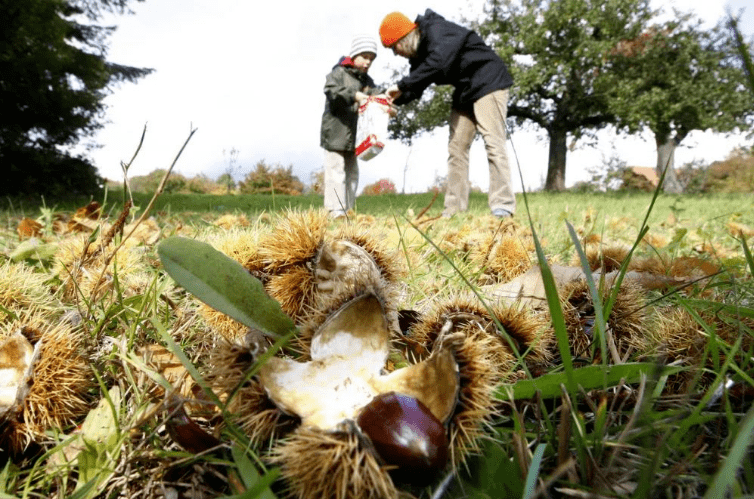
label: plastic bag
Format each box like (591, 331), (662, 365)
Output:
(355, 97), (391, 161)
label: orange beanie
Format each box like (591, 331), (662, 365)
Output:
(379, 12), (417, 47)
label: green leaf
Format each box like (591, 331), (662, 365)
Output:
(447, 439), (522, 498)
(497, 363), (685, 401)
(704, 405), (754, 499)
(157, 236), (296, 339)
(566, 220), (607, 365)
(222, 443), (278, 499)
(9, 238), (58, 262)
(523, 443), (546, 499)
(45, 385), (124, 499)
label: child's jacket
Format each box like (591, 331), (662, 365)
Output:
(320, 57), (380, 152)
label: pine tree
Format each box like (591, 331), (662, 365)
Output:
(0, 0), (153, 198)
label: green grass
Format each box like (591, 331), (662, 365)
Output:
(1, 189), (753, 498)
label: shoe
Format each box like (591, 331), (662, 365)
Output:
(492, 208), (512, 218)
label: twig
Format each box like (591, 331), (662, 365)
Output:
(415, 189), (439, 220)
(120, 124), (147, 210)
(126, 125), (198, 238)
(88, 126), (198, 311)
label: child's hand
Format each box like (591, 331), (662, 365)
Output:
(373, 94), (397, 116)
(355, 91), (369, 105)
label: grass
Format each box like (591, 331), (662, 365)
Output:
(1, 188), (753, 498)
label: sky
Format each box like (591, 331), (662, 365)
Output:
(91, 0), (753, 194)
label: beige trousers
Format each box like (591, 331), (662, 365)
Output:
(445, 88), (515, 215)
(323, 150), (358, 217)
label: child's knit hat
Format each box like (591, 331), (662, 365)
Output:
(349, 34), (378, 58)
(379, 12), (417, 47)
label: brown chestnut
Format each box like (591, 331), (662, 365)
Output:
(357, 391), (449, 476)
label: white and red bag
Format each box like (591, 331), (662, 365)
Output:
(355, 96), (391, 161)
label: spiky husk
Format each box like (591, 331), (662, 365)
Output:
(0, 315), (93, 451)
(268, 427), (399, 499)
(642, 306), (706, 393)
(573, 244), (630, 272)
(197, 303), (249, 341)
(405, 297), (552, 466)
(242, 210), (328, 321)
(328, 226), (406, 333)
(204, 227), (261, 268)
(473, 226), (534, 284)
(0, 261), (59, 316)
(644, 305), (754, 393)
(253, 210), (329, 273)
(332, 225), (406, 287)
(243, 210), (404, 349)
(407, 297), (553, 374)
(486, 236), (533, 281)
(213, 213), (251, 230)
(204, 337), (298, 446)
(444, 323), (510, 466)
(53, 230), (153, 302)
(203, 210), (406, 330)
(265, 266), (317, 325)
(559, 277), (648, 362)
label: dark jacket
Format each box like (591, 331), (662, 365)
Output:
(320, 57), (380, 152)
(395, 9), (513, 112)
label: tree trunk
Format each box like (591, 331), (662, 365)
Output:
(655, 136), (684, 194)
(545, 127), (568, 191)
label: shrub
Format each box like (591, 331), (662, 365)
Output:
(703, 148), (754, 193)
(130, 169), (188, 194)
(239, 161), (304, 195)
(676, 148), (754, 194)
(620, 168), (656, 192)
(310, 169), (324, 195)
(361, 178), (397, 196)
(216, 173), (236, 194)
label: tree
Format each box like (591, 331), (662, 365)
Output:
(0, 0), (152, 198)
(602, 16), (753, 193)
(388, 0), (657, 191)
(480, 0), (658, 191)
(218, 148), (241, 193)
(387, 85), (453, 145)
(728, 12), (754, 100)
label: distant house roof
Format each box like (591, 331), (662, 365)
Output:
(629, 167), (659, 186)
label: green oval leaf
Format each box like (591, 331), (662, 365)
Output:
(497, 363), (686, 401)
(157, 236), (296, 339)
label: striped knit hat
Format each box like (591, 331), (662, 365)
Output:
(349, 34), (378, 58)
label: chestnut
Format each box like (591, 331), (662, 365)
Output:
(357, 391), (449, 477)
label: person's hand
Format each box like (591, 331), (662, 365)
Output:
(373, 94), (398, 116)
(355, 91), (369, 105)
(386, 84), (402, 102)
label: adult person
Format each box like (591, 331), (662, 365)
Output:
(379, 10), (515, 218)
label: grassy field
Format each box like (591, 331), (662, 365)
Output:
(0, 189), (753, 499)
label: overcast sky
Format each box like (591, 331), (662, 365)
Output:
(91, 0), (753, 194)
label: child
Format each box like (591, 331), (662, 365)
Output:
(320, 35), (383, 218)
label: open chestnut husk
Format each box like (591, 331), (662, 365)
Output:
(357, 391), (448, 477)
